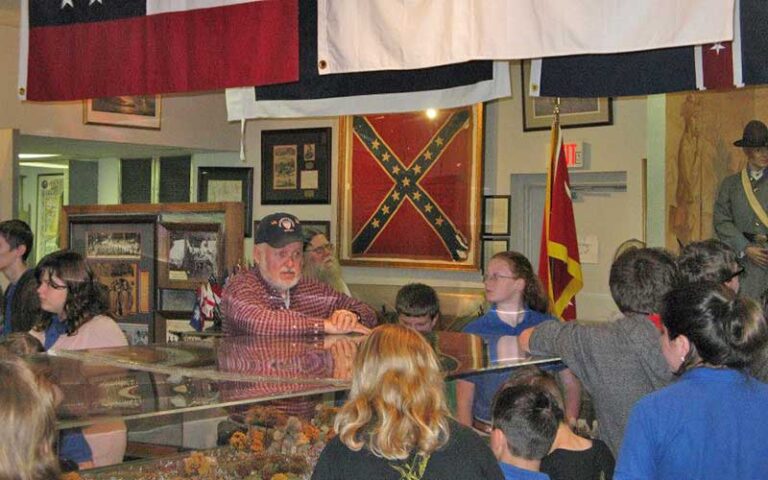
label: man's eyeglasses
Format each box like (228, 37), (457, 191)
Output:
(307, 243), (333, 255)
(482, 273), (516, 282)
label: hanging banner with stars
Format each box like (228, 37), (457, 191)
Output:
(529, 0), (768, 98)
(18, 0), (298, 101)
(338, 105), (483, 270)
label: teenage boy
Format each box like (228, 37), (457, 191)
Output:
(396, 283), (440, 333)
(518, 248), (677, 455)
(0, 220), (41, 336)
(490, 384), (559, 480)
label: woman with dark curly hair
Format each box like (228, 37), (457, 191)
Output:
(456, 251), (579, 434)
(32, 250), (126, 351)
(30, 249), (127, 469)
(311, 324), (503, 479)
(615, 282), (768, 479)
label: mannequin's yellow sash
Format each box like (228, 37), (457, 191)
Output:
(741, 169), (768, 228)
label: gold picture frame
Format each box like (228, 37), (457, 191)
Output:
(338, 104), (484, 270)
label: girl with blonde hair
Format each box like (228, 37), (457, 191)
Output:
(312, 324), (503, 480)
(0, 354), (60, 480)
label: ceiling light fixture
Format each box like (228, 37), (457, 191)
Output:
(18, 153), (61, 159)
(19, 162), (69, 169)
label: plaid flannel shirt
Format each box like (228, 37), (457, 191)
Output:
(217, 336), (335, 418)
(222, 268), (377, 336)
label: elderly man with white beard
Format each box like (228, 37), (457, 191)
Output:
(302, 229), (351, 296)
(222, 213), (376, 336)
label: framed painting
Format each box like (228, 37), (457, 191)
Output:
(35, 173), (65, 262)
(338, 104), (484, 270)
(84, 95), (161, 129)
(261, 127), (331, 204)
(522, 61), (612, 131)
(197, 166), (254, 237)
(483, 195), (510, 236)
(157, 223), (223, 289)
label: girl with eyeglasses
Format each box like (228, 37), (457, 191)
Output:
(456, 251), (579, 435)
(30, 249), (127, 469)
(615, 282), (768, 479)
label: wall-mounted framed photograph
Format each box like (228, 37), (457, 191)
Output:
(483, 195), (511, 236)
(261, 127), (331, 204)
(522, 61), (612, 131)
(84, 95), (161, 129)
(197, 166), (254, 237)
(157, 223), (223, 289)
(482, 238), (510, 271)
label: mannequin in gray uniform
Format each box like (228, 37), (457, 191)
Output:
(713, 120), (768, 299)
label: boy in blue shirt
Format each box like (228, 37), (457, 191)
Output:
(490, 384), (559, 480)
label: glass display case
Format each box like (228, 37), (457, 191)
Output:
(40, 332), (558, 479)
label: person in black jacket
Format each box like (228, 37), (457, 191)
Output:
(312, 324), (504, 480)
(0, 220), (43, 336)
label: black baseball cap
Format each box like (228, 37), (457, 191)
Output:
(255, 213), (303, 248)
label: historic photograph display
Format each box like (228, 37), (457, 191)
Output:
(86, 232), (142, 259)
(338, 104), (483, 270)
(197, 166), (254, 237)
(157, 223), (223, 289)
(261, 128), (331, 204)
(84, 95), (162, 129)
(90, 262), (138, 318)
(118, 322), (150, 346)
(36, 173), (65, 262)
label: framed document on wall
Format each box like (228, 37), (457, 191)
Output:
(261, 128), (331, 205)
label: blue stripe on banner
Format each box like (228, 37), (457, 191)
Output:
(29, 0), (146, 27)
(538, 47), (697, 98)
(254, 0), (493, 100)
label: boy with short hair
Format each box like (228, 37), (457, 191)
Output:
(677, 238), (742, 292)
(519, 247), (677, 455)
(396, 282), (440, 333)
(490, 384), (559, 480)
(0, 220), (41, 336)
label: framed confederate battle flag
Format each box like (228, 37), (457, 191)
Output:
(338, 104), (484, 270)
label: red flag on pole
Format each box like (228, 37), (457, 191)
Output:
(538, 118), (583, 320)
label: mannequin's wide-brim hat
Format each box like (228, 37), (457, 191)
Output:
(734, 120), (768, 147)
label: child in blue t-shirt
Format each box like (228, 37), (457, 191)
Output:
(457, 251), (580, 431)
(490, 384), (559, 480)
